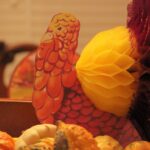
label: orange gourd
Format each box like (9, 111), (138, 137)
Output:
(124, 141), (150, 150)
(0, 131), (15, 150)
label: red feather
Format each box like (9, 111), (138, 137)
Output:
(127, 0), (150, 54)
(127, 0), (150, 140)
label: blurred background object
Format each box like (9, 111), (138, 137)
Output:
(0, 42), (37, 97)
(8, 52), (35, 100)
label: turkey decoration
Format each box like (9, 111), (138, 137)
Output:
(9, 53), (35, 100)
(9, 0), (150, 147)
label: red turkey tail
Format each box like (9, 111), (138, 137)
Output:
(127, 0), (150, 54)
(127, 0), (150, 140)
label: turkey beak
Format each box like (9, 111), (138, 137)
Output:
(41, 31), (53, 43)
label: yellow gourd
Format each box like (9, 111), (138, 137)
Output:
(95, 135), (123, 150)
(124, 141), (150, 150)
(15, 124), (56, 149)
(20, 138), (54, 150)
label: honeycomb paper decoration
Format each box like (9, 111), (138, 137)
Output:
(76, 26), (138, 116)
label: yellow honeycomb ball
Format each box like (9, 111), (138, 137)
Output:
(76, 26), (139, 116)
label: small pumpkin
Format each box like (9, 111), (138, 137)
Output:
(95, 135), (123, 150)
(54, 121), (99, 150)
(0, 131), (15, 150)
(124, 141), (150, 150)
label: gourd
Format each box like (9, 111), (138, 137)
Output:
(54, 121), (99, 150)
(19, 138), (54, 150)
(95, 135), (123, 150)
(16, 123), (150, 150)
(124, 141), (150, 150)
(16, 122), (99, 150)
(15, 124), (56, 150)
(0, 131), (15, 150)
